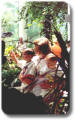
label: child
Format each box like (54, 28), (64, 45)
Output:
(45, 53), (64, 79)
(45, 53), (57, 70)
(10, 48), (35, 91)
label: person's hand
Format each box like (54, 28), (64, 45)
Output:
(9, 51), (17, 63)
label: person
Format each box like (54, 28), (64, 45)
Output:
(10, 48), (35, 90)
(45, 53), (57, 70)
(32, 37), (51, 75)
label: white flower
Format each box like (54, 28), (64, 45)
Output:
(63, 91), (68, 97)
(64, 103), (68, 107)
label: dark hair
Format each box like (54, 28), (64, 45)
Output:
(39, 43), (50, 55)
(34, 37), (51, 56)
(22, 49), (35, 56)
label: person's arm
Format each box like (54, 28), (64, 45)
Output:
(17, 60), (27, 69)
(10, 51), (27, 69)
(10, 51), (18, 64)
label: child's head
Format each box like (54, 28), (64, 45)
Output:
(45, 53), (57, 69)
(34, 37), (51, 58)
(22, 48), (35, 62)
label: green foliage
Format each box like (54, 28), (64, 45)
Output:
(2, 62), (21, 87)
(19, 2), (68, 41)
(27, 21), (42, 40)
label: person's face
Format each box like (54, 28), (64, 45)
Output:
(34, 45), (39, 55)
(22, 53), (33, 62)
(46, 57), (57, 69)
